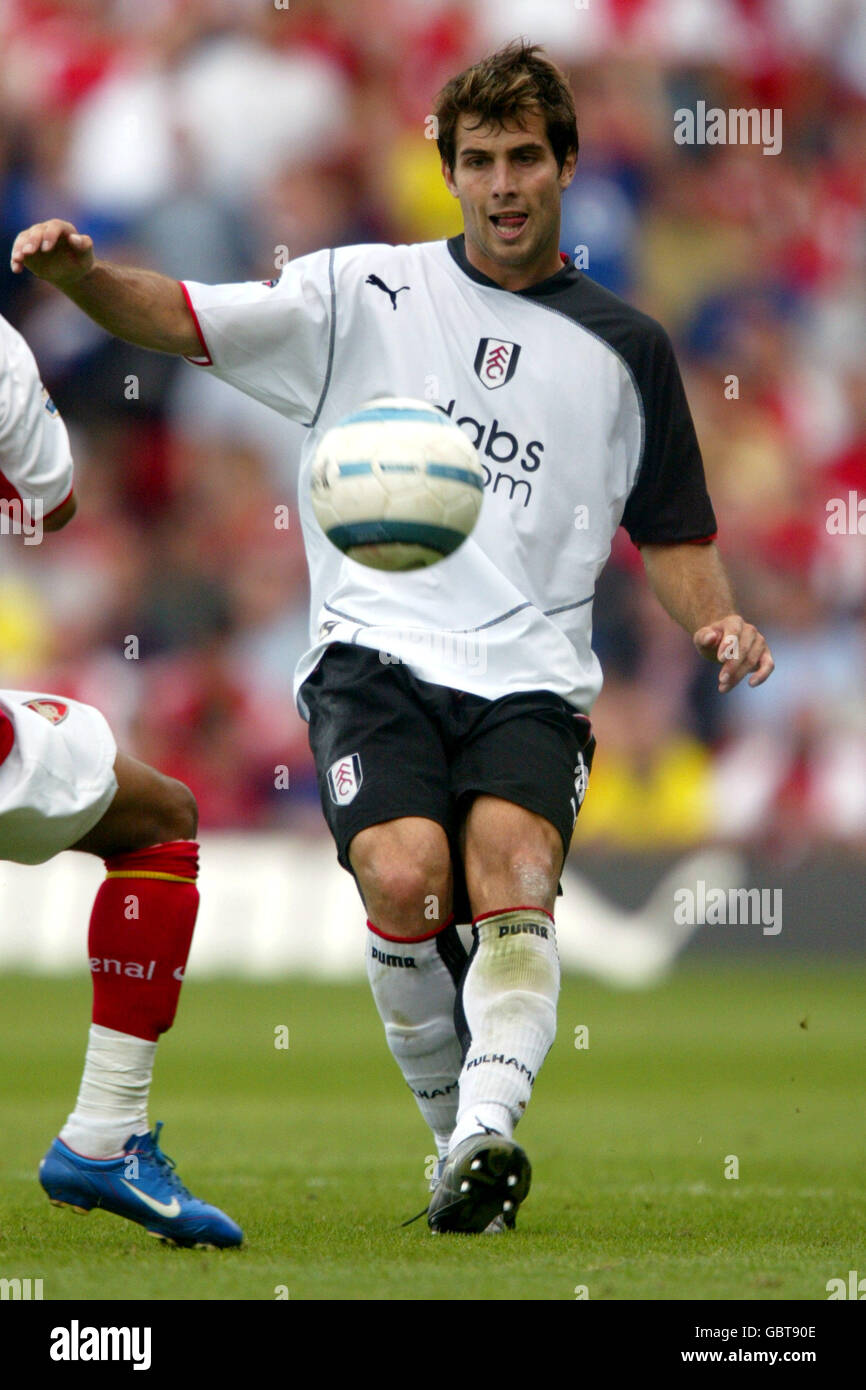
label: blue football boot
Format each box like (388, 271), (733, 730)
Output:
(39, 1122), (243, 1249)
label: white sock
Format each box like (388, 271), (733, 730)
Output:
(59, 1024), (156, 1158)
(366, 918), (467, 1157)
(450, 908), (560, 1153)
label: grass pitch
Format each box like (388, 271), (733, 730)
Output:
(0, 964), (863, 1302)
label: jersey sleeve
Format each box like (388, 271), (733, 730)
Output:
(619, 325), (717, 546)
(180, 247), (334, 425)
(0, 319), (74, 521)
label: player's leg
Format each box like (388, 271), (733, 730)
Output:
(348, 816), (467, 1162)
(70, 750), (196, 856)
(425, 799), (562, 1232)
(427, 692), (593, 1232)
(301, 645), (468, 1168)
(454, 795), (563, 1143)
(56, 752), (198, 1158)
(43, 751), (242, 1247)
(0, 691), (240, 1244)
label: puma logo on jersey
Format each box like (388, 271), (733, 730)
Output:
(366, 274), (410, 310)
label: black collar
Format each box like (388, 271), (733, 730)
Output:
(447, 233), (579, 298)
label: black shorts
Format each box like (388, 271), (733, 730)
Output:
(300, 642), (596, 923)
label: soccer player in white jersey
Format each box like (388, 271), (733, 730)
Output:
(12, 40), (773, 1234)
(0, 314), (241, 1247)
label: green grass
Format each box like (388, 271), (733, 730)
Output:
(0, 964), (863, 1301)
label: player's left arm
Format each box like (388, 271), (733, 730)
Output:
(639, 540), (774, 692)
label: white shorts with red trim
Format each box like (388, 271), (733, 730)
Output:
(0, 690), (118, 864)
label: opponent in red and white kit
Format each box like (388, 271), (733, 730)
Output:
(0, 314), (241, 1247)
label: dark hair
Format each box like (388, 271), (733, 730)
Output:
(434, 39), (578, 173)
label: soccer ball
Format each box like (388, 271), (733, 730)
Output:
(310, 397), (485, 570)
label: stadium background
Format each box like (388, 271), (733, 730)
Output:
(1, 0), (864, 964)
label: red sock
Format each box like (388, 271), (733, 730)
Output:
(88, 841), (199, 1042)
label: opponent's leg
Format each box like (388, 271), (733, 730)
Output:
(350, 817), (467, 1164)
(427, 796), (562, 1232)
(70, 750), (197, 859)
(59, 754), (196, 1154)
(40, 752), (241, 1248)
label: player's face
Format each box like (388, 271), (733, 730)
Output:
(443, 108), (576, 291)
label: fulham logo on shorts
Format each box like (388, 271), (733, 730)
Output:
(327, 753), (363, 806)
(23, 697), (68, 725)
(570, 751), (589, 826)
(573, 751), (589, 807)
(474, 338), (521, 390)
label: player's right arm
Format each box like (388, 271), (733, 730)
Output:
(10, 220), (199, 357)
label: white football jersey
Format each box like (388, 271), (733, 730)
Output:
(182, 236), (716, 715)
(0, 314), (74, 521)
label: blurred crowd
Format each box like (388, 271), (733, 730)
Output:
(1, 0), (864, 856)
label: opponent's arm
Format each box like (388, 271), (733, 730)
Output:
(10, 220), (199, 357)
(639, 540), (774, 692)
(42, 492), (78, 531)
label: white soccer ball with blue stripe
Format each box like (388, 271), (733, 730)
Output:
(310, 397), (485, 570)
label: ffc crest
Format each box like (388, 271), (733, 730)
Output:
(573, 751), (589, 807)
(327, 752), (363, 806)
(474, 338), (521, 390)
(569, 750), (589, 826)
(23, 697), (69, 725)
